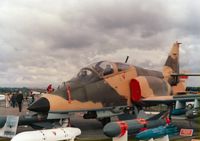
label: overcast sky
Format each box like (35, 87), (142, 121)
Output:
(0, 0), (200, 88)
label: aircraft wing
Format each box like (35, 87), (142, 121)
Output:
(141, 94), (200, 105)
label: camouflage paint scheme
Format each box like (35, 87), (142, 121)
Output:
(28, 42), (185, 113)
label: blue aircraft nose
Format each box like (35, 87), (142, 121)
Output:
(28, 97), (50, 113)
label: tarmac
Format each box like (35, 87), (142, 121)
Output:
(0, 101), (199, 141)
(0, 101), (108, 140)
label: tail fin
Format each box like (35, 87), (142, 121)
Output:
(163, 41), (187, 95)
(163, 41), (181, 85)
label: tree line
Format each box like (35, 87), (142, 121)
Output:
(0, 87), (30, 94)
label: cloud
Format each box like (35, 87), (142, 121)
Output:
(0, 0), (200, 87)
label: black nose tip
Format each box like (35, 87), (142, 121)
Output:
(28, 97), (50, 113)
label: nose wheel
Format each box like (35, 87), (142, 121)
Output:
(60, 118), (71, 127)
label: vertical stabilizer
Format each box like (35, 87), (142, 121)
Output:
(163, 41), (181, 85)
(163, 41), (187, 95)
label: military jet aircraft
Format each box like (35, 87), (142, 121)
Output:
(27, 41), (200, 126)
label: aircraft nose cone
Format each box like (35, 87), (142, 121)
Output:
(28, 97), (50, 113)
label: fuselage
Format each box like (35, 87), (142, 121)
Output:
(28, 61), (171, 113)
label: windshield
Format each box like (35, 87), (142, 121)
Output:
(91, 61), (114, 76)
(76, 61), (130, 79)
(77, 68), (93, 78)
(76, 68), (93, 80)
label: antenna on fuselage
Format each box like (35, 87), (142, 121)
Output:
(125, 56), (129, 63)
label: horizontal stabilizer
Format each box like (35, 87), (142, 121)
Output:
(141, 94), (200, 105)
(171, 73), (200, 76)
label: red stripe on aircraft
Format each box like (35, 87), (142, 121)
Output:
(66, 84), (72, 103)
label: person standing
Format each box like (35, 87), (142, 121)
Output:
(31, 93), (35, 104)
(47, 84), (54, 93)
(16, 91), (24, 112)
(5, 93), (10, 108)
(11, 94), (17, 108)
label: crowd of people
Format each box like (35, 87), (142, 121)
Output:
(3, 85), (50, 113)
(5, 91), (36, 112)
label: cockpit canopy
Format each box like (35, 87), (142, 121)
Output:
(56, 61), (130, 91)
(76, 61), (130, 81)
